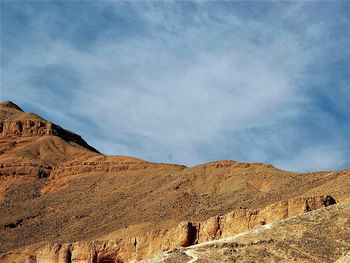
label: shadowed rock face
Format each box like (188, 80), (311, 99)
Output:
(0, 101), (349, 263)
(143, 202), (350, 263)
(0, 101), (23, 112)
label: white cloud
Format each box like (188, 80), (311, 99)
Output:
(2, 2), (349, 171)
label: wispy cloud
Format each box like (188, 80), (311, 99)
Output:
(1, 1), (349, 171)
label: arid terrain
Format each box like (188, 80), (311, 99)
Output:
(143, 202), (350, 263)
(0, 101), (349, 263)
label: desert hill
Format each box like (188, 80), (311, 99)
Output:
(0, 101), (349, 263)
(0, 101), (99, 165)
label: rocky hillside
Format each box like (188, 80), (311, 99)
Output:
(143, 201), (350, 263)
(0, 101), (98, 155)
(0, 101), (349, 263)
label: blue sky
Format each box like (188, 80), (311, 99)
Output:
(1, 1), (349, 172)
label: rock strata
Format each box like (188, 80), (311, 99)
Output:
(0, 101), (98, 153)
(0, 120), (98, 153)
(0, 195), (335, 263)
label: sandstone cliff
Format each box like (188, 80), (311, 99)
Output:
(143, 201), (350, 263)
(0, 195), (336, 263)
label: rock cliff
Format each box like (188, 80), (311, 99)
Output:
(143, 201), (350, 263)
(0, 195), (336, 263)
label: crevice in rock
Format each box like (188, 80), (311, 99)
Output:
(92, 251), (98, 263)
(323, 195), (336, 206)
(305, 203), (312, 212)
(37, 169), (49, 179)
(66, 249), (72, 263)
(15, 121), (23, 133)
(188, 222), (198, 246)
(4, 219), (23, 229)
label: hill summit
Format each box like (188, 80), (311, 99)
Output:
(0, 100), (100, 182)
(0, 101), (24, 111)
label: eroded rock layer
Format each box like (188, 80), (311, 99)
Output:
(0, 195), (337, 262)
(143, 202), (350, 263)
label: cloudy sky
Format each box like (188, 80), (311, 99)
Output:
(1, 1), (350, 171)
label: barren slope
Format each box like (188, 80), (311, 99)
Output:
(0, 101), (349, 262)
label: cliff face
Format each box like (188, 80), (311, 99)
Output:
(0, 195), (336, 263)
(0, 101), (98, 154)
(143, 202), (350, 263)
(0, 119), (98, 153)
(0, 101), (349, 263)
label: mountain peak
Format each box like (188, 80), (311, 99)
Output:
(0, 100), (99, 154)
(0, 101), (23, 112)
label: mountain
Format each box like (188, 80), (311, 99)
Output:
(0, 101), (349, 263)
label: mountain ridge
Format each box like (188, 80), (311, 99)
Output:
(0, 101), (349, 263)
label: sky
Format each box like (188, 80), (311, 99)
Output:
(1, 1), (350, 172)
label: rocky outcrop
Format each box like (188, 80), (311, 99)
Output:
(194, 160), (276, 170)
(0, 101), (98, 153)
(49, 161), (185, 178)
(0, 159), (185, 187)
(0, 163), (52, 177)
(0, 120), (98, 153)
(0, 101), (23, 112)
(0, 195), (336, 263)
(143, 201), (350, 263)
(195, 195), (336, 243)
(0, 120), (50, 137)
